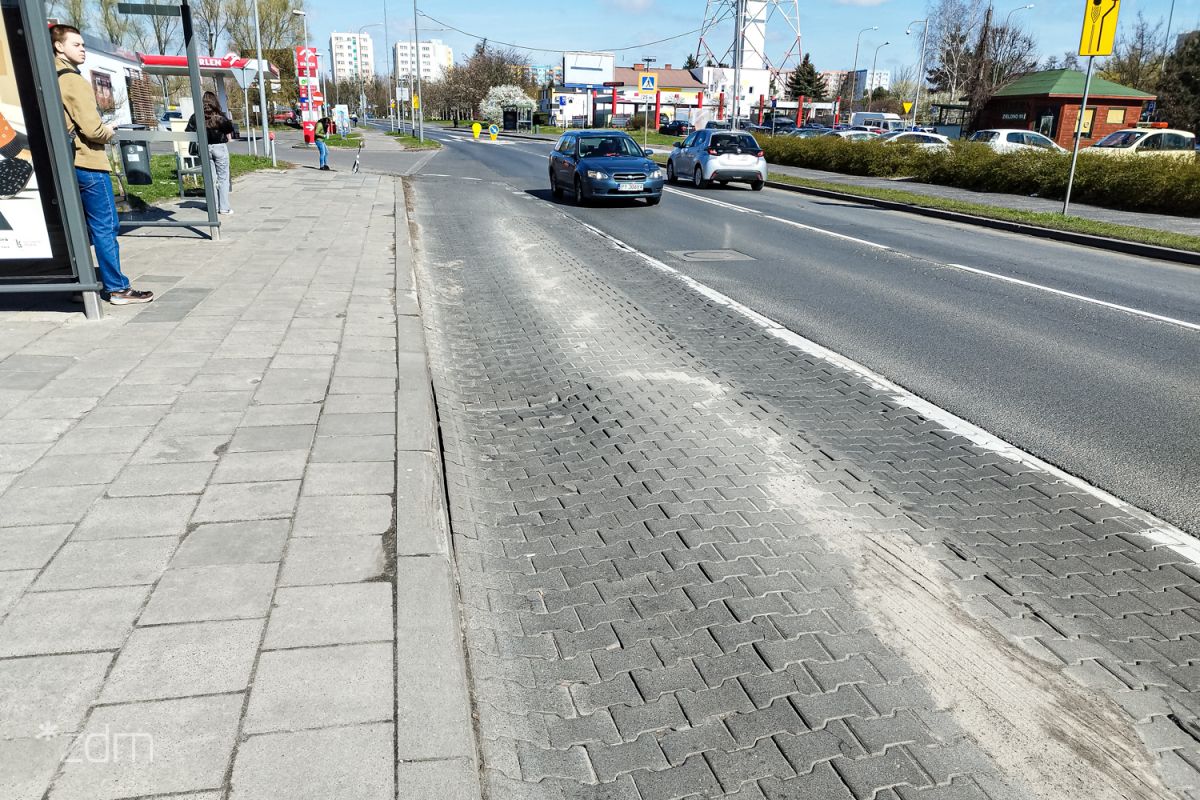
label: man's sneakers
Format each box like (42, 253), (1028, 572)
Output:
(320, 165), (331, 171)
(107, 289), (154, 305)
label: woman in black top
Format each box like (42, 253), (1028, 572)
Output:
(186, 91), (235, 214)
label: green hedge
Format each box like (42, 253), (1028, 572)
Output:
(758, 137), (1200, 216)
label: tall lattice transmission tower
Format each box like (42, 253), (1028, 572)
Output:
(696, 0), (803, 118)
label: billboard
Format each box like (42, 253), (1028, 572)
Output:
(0, 0), (73, 276)
(562, 51), (614, 88)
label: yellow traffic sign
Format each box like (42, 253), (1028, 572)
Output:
(1080, 0), (1121, 57)
(902, 101), (913, 114)
(639, 73), (657, 93)
(412, 95), (421, 110)
(472, 122), (482, 139)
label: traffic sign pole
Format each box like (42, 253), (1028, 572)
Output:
(1062, 55), (1094, 216)
(1064, 0), (1119, 215)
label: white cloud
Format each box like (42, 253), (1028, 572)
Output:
(603, 0), (656, 13)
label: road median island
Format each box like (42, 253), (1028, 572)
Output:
(385, 131), (442, 150)
(760, 136), (1200, 217)
(765, 174), (1200, 263)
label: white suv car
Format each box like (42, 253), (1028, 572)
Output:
(968, 129), (1066, 154)
(667, 130), (768, 190)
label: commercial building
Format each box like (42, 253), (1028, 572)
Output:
(394, 39), (453, 82)
(330, 32), (374, 82)
(977, 69), (1155, 149)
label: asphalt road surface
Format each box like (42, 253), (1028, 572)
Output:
(411, 124), (1199, 535)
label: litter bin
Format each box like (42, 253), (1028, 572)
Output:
(119, 139), (152, 185)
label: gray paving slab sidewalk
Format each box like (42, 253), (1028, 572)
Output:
(0, 167), (479, 799)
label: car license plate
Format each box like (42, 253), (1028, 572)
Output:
(617, 182), (644, 192)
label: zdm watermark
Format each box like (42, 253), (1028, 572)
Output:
(39, 723), (154, 764)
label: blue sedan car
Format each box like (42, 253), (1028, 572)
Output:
(549, 130), (665, 206)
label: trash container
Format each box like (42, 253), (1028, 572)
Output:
(119, 139), (152, 185)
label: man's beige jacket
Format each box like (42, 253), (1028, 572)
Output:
(55, 56), (113, 172)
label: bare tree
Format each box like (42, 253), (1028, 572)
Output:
(53, 0), (88, 28)
(226, 0), (304, 52)
(926, 0), (987, 101)
(988, 23), (1038, 88)
(890, 63), (918, 105)
(93, 0), (140, 48)
(193, 0), (230, 56)
(138, 2), (181, 55)
(447, 40), (533, 118)
(1100, 10), (1164, 92)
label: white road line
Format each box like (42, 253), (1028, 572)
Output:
(664, 186), (1197, 331)
(663, 187), (760, 214)
(572, 216), (1198, 562)
(944, 262), (1200, 333)
(764, 214), (892, 250)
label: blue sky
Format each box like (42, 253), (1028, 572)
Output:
(307, 0), (1200, 79)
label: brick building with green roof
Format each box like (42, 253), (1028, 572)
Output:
(977, 69), (1155, 148)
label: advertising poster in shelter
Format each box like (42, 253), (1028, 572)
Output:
(0, 0), (74, 280)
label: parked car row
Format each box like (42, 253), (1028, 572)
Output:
(770, 123), (1197, 157)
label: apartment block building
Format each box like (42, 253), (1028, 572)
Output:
(526, 64), (564, 86)
(394, 39), (454, 82)
(330, 32), (375, 83)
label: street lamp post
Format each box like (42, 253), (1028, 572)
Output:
(867, 42), (888, 112)
(291, 10), (319, 126)
(251, 0), (270, 160)
(906, 20), (928, 129)
(413, 0), (423, 142)
(381, 0), (394, 131)
(1162, 0), (1177, 75)
(994, 5), (1034, 87)
(850, 26), (877, 115)
(357, 23), (384, 123)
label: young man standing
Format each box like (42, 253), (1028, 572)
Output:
(52, 25), (152, 305)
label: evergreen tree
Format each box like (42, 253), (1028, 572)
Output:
(683, 53), (700, 70)
(785, 54), (826, 101)
(1159, 33), (1200, 136)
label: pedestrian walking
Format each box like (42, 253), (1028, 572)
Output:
(186, 91), (235, 214)
(52, 24), (153, 304)
(315, 115), (331, 170)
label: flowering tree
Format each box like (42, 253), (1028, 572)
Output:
(480, 85), (534, 124)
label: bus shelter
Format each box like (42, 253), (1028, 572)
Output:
(138, 53), (280, 156)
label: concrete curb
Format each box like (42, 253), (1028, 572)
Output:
(764, 179), (1200, 267)
(393, 177), (484, 799)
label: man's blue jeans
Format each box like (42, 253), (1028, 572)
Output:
(75, 167), (129, 293)
(316, 139), (328, 167)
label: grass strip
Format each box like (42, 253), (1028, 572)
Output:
(323, 133), (363, 148)
(119, 154), (286, 208)
(769, 174), (1200, 254)
(385, 132), (442, 150)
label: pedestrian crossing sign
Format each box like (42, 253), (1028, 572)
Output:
(640, 73), (657, 92)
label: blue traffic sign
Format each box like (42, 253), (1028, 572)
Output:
(639, 73), (657, 92)
(489, 124), (499, 135)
